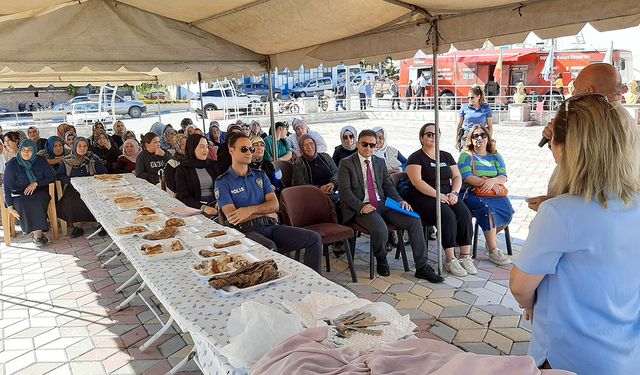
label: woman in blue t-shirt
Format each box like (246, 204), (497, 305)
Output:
(455, 86), (493, 151)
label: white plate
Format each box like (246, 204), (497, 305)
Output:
(214, 270), (292, 296)
(121, 214), (169, 226)
(138, 239), (189, 260)
(117, 200), (158, 211)
(112, 224), (150, 238)
(190, 260), (236, 279)
(209, 237), (256, 253)
(147, 216), (203, 231)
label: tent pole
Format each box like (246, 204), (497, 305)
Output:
(155, 76), (162, 123)
(197, 72), (206, 132)
(267, 58), (277, 161)
(431, 20), (443, 276)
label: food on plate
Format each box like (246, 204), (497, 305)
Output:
(136, 207), (156, 215)
(142, 227), (179, 240)
(132, 215), (161, 223)
(118, 200), (146, 209)
(95, 174), (123, 181)
(141, 244), (163, 255)
(213, 239), (242, 249)
(170, 240), (184, 251)
(231, 255), (250, 269)
(198, 249), (227, 258)
(194, 259), (232, 276)
(114, 196), (142, 204)
(208, 259), (279, 289)
(204, 230), (226, 238)
(115, 225), (148, 235)
(165, 218), (186, 227)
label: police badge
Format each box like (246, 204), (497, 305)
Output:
(256, 178), (263, 189)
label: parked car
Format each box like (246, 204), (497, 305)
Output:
(65, 102), (114, 126)
(189, 88), (262, 118)
(238, 83), (282, 100)
(290, 77), (333, 98)
(145, 91), (167, 100)
(53, 96), (90, 111)
(89, 93), (147, 118)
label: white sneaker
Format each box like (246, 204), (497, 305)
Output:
(445, 259), (468, 277)
(458, 256), (477, 275)
(487, 248), (511, 266)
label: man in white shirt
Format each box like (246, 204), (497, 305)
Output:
(338, 129), (443, 282)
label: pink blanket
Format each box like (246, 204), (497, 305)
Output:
(250, 327), (574, 375)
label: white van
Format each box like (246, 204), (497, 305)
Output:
(290, 77), (333, 98)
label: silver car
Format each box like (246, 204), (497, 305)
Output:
(88, 94), (147, 118)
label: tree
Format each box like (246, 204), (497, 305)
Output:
(381, 55), (399, 78)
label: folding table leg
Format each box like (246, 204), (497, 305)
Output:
(85, 226), (103, 240)
(96, 241), (115, 258)
(115, 271), (139, 293)
(168, 346), (198, 375)
(101, 251), (121, 268)
(343, 240), (357, 282)
(139, 316), (175, 352)
(116, 282), (144, 311)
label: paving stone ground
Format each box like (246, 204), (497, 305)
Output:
(0, 117), (554, 374)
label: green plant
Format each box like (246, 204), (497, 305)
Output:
(66, 85), (79, 97)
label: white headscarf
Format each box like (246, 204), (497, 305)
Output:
(372, 127), (402, 169)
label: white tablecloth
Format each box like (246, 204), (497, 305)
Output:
(71, 174), (355, 374)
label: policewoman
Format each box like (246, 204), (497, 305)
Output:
(215, 133), (322, 273)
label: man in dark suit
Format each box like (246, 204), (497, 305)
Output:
(338, 129), (443, 283)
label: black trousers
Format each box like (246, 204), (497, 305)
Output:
(408, 191), (473, 249)
(353, 206), (429, 270)
(242, 223), (322, 273)
(359, 93), (367, 110)
(391, 97), (401, 109)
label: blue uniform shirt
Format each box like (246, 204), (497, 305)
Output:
(459, 103), (493, 131)
(215, 167), (274, 209)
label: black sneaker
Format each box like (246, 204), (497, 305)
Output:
(415, 265), (444, 283)
(427, 226), (437, 241)
(376, 257), (390, 277)
(70, 226), (84, 238)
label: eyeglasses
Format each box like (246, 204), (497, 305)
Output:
(342, 134), (354, 140)
(359, 142), (377, 149)
(471, 133), (488, 140)
(236, 146), (255, 154)
(423, 131), (437, 139)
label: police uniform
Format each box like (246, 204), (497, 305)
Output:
(215, 167), (323, 273)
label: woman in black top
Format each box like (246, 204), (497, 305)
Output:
(164, 133), (188, 192)
(174, 134), (220, 217)
(135, 132), (171, 185)
(90, 131), (121, 173)
(406, 123), (474, 277)
(292, 134), (338, 201)
(332, 125), (357, 167)
(27, 126), (47, 150)
(111, 120), (126, 148)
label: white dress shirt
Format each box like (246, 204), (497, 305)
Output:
(358, 153), (380, 204)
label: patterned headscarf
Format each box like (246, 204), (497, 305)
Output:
(16, 139), (39, 183)
(121, 139), (142, 163)
(62, 137), (96, 176)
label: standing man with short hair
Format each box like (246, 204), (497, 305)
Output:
(405, 80), (414, 110)
(215, 133), (323, 273)
(338, 129), (444, 282)
(416, 73), (428, 109)
(390, 79), (401, 110)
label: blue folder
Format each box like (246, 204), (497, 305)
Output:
(385, 198), (421, 219)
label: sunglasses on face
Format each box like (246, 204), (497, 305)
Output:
(342, 134), (354, 140)
(472, 133), (488, 140)
(423, 131), (438, 139)
(237, 146), (255, 154)
(359, 142), (377, 149)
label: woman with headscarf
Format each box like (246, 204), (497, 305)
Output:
(114, 139), (141, 173)
(373, 126), (407, 174)
(90, 131), (120, 173)
(208, 121), (223, 147)
(135, 132), (171, 185)
(249, 136), (283, 194)
(88, 122), (108, 146)
(3, 139), (56, 246)
(164, 133), (188, 192)
(174, 134), (220, 217)
(161, 125), (178, 154)
(185, 124), (197, 136)
(57, 137), (107, 238)
(332, 125), (358, 166)
(149, 121), (166, 137)
(250, 120), (267, 139)
(37, 136), (65, 170)
(27, 126), (47, 150)
(111, 120), (126, 148)
(122, 130), (137, 145)
(63, 131), (76, 153)
(292, 134), (339, 201)
(56, 123), (75, 139)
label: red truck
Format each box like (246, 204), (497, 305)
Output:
(399, 48), (634, 109)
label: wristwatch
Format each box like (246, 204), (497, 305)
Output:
(450, 191), (459, 196)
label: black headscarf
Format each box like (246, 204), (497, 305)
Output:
(180, 134), (212, 169)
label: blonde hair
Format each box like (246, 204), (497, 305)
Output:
(549, 95), (640, 207)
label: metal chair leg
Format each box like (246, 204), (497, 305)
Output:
(343, 239), (357, 282)
(96, 241), (115, 257)
(324, 245), (330, 273)
(101, 250), (121, 268)
(369, 245), (375, 280)
(472, 220), (479, 259)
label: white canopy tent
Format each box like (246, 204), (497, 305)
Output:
(1, 0), (639, 274)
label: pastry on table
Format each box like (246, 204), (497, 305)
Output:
(141, 244), (163, 255)
(165, 218), (186, 227)
(95, 174), (123, 181)
(170, 240), (184, 251)
(143, 227), (179, 240)
(213, 239), (241, 249)
(204, 230), (226, 238)
(115, 225), (148, 235)
(133, 215), (161, 224)
(198, 249), (227, 258)
(208, 259), (279, 289)
(136, 207), (156, 215)
(114, 196), (142, 204)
